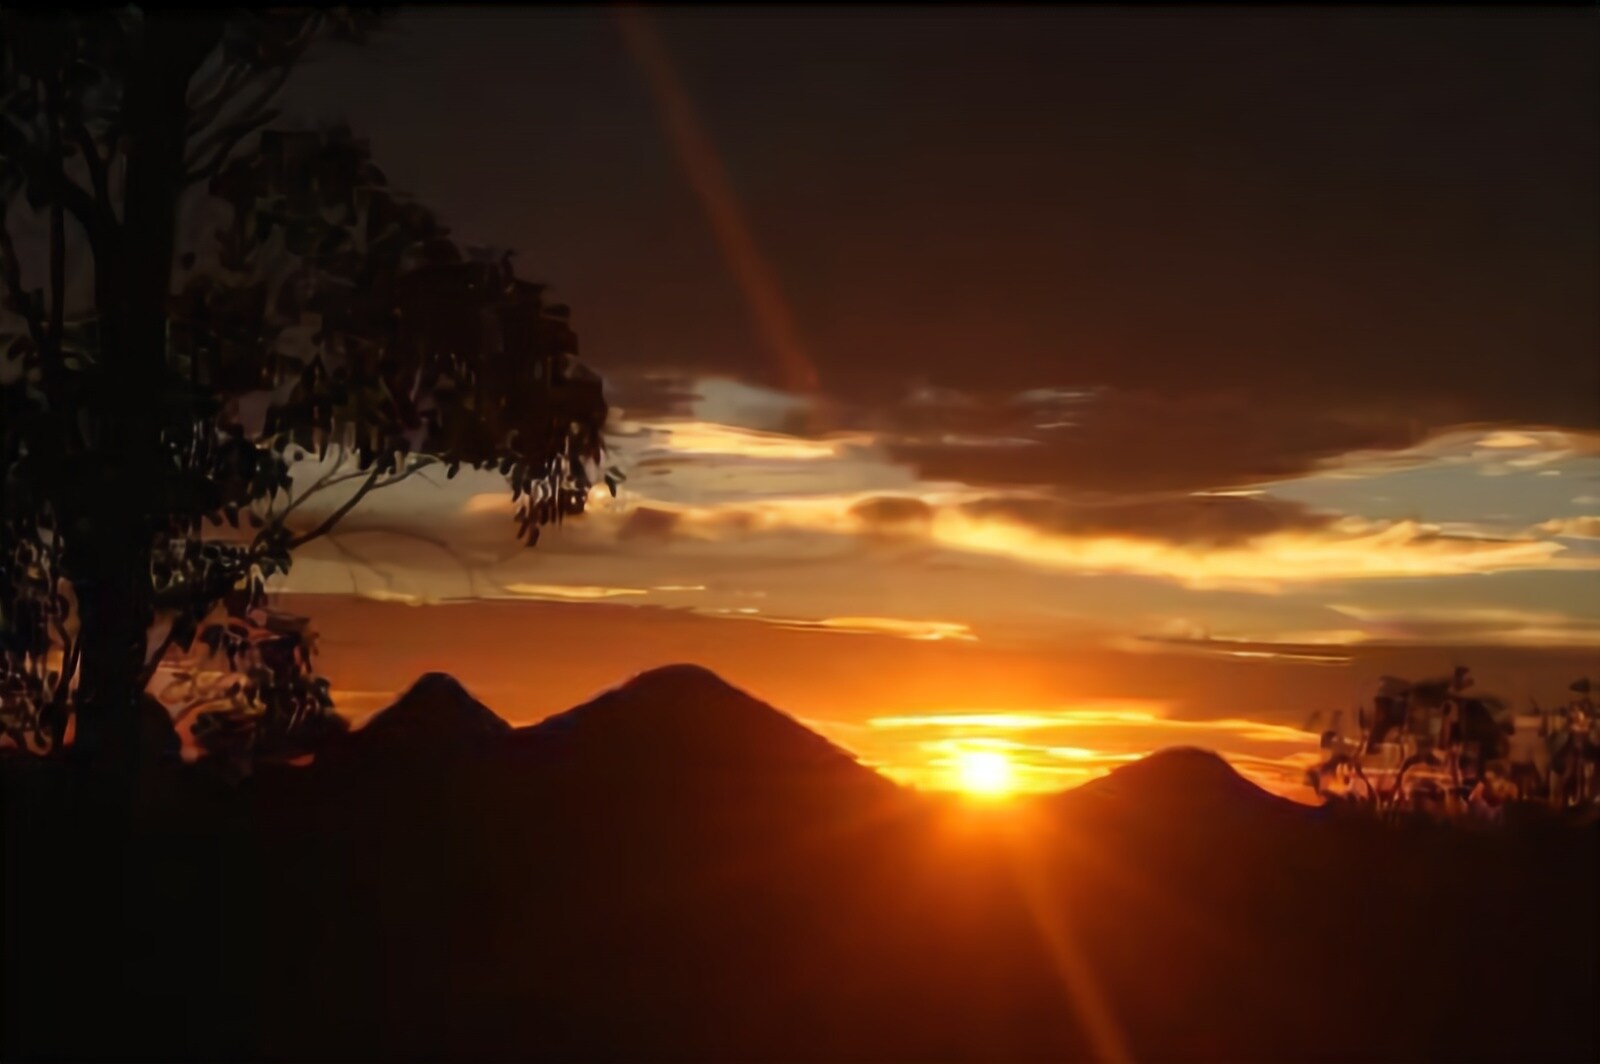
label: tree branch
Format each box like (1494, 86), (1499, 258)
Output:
(287, 458), (440, 550)
(38, 176), (109, 265)
(46, 76), (65, 360)
(54, 630), (77, 685)
(325, 524), (501, 599)
(183, 64), (291, 179)
(169, 692), (228, 728)
(186, 10), (324, 139)
(0, 103), (101, 251)
(0, 203), (46, 348)
(285, 467), (381, 550)
(186, 60), (252, 136)
(69, 120), (112, 221)
(49, 622), (78, 706)
(183, 103), (280, 185)
(323, 534), (384, 594)
(257, 445), (354, 537)
(256, 450), (440, 551)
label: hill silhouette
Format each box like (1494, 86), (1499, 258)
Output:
(1055, 746), (1311, 826)
(1072, 745), (1266, 800)
(505, 664), (885, 793)
(3, 666), (1595, 1062)
(329, 673), (510, 763)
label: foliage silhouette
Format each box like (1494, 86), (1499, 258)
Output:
(1307, 666), (1600, 817)
(0, 10), (611, 775)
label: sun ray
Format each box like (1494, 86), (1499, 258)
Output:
(614, 7), (820, 397)
(997, 812), (1136, 1064)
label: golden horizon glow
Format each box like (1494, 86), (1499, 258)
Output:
(841, 704), (1325, 801)
(282, 675), (1324, 804)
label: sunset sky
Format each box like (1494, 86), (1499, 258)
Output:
(240, 8), (1599, 795)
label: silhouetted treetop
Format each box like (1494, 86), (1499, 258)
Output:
(0, 9), (612, 771)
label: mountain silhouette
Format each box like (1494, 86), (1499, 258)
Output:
(505, 664), (888, 794)
(1047, 747), (1314, 873)
(355, 672), (508, 744)
(317, 672), (509, 771)
(7, 665), (1593, 1063)
(1061, 745), (1305, 817)
(274, 674), (1594, 1062)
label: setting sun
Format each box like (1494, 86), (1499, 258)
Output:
(956, 750), (1016, 798)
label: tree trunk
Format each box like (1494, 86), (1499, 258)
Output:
(54, 16), (221, 1053)
(70, 11), (221, 771)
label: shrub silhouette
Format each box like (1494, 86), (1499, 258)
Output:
(1308, 666), (1599, 817)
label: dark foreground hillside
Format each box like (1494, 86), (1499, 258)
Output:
(4, 666), (1596, 1062)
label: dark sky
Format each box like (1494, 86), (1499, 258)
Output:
(287, 7), (1597, 433)
(268, 8), (1600, 791)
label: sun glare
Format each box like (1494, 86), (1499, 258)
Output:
(956, 750), (1016, 798)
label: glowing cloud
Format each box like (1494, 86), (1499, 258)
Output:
(1538, 516), (1600, 540)
(725, 613), (978, 642)
(923, 511), (1583, 589)
(502, 584), (652, 601)
(626, 493), (1587, 589)
(636, 421), (860, 461)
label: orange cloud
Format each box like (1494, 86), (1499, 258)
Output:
(1537, 516), (1600, 540)
(924, 510), (1583, 589)
(633, 420), (863, 461)
(502, 584), (651, 601)
(704, 611), (978, 643)
(1327, 604), (1600, 647)
(593, 493), (1587, 589)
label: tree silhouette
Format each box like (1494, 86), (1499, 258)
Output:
(0, 11), (611, 779)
